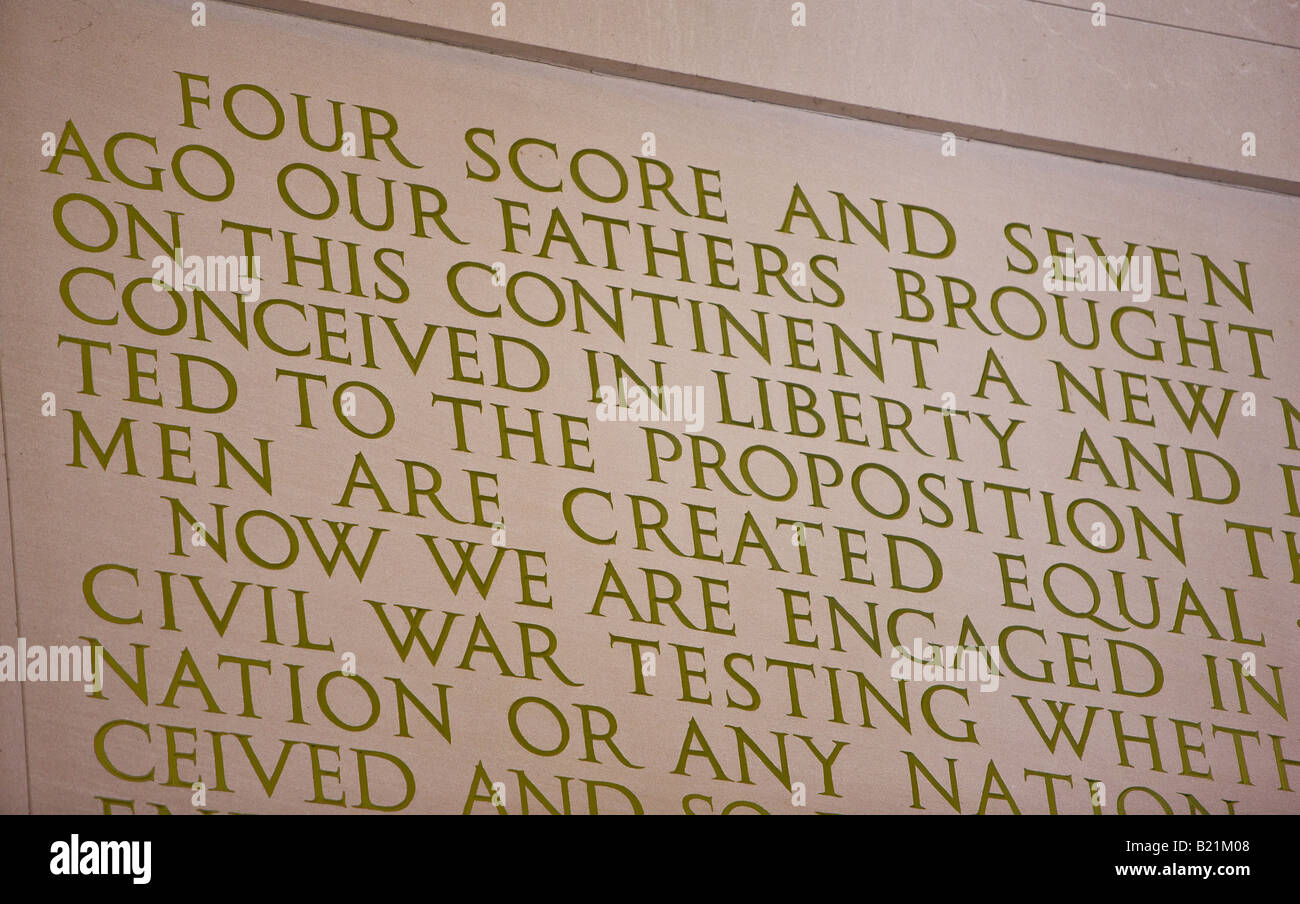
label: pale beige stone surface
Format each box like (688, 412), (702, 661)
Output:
(241, 0), (1300, 189)
(0, 0), (1296, 814)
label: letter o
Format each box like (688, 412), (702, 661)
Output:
(506, 271), (566, 327)
(1116, 785), (1174, 814)
(317, 671), (381, 731)
(53, 193), (117, 252)
(1067, 496), (1123, 553)
(991, 286), (1046, 340)
(507, 696), (569, 756)
(224, 83), (286, 140)
(850, 462), (910, 519)
(277, 162), (339, 220)
(738, 445), (798, 501)
(570, 148), (628, 203)
(235, 509), (299, 569)
(333, 381), (394, 438)
(172, 144), (235, 202)
(123, 276), (187, 335)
